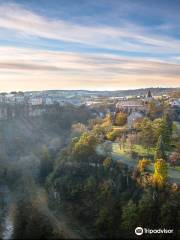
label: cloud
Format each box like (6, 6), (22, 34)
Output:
(0, 46), (180, 91)
(0, 3), (180, 54)
(0, 2), (180, 91)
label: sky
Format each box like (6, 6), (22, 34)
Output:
(0, 0), (180, 91)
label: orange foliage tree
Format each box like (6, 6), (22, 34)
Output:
(153, 159), (168, 188)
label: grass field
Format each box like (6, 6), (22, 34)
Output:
(111, 142), (180, 184)
(118, 143), (156, 157)
(97, 142), (180, 183)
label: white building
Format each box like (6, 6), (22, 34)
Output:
(28, 97), (43, 106)
(44, 97), (54, 105)
(15, 96), (25, 104)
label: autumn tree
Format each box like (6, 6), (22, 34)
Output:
(102, 113), (113, 128)
(103, 157), (112, 169)
(138, 159), (151, 172)
(106, 129), (122, 141)
(153, 159), (168, 188)
(115, 112), (127, 126)
(73, 132), (98, 163)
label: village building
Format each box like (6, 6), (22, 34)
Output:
(115, 90), (153, 114)
(127, 112), (143, 128)
(28, 97), (43, 106)
(115, 90), (153, 128)
(116, 100), (146, 114)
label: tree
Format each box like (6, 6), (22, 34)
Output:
(121, 200), (139, 232)
(71, 123), (87, 138)
(39, 146), (53, 184)
(159, 201), (179, 228)
(103, 157), (112, 169)
(73, 132), (98, 163)
(102, 113), (113, 128)
(154, 135), (166, 161)
(95, 207), (113, 237)
(106, 129), (121, 141)
(138, 191), (159, 228)
(13, 195), (64, 239)
(138, 118), (155, 148)
(115, 113), (127, 126)
(153, 159), (168, 188)
(169, 152), (180, 167)
(148, 101), (162, 119)
(138, 159), (151, 172)
(153, 118), (164, 142)
(159, 114), (173, 150)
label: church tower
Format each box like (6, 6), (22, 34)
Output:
(144, 89), (153, 103)
(147, 89), (152, 98)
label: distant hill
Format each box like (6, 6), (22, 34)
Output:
(1, 87), (179, 98)
(29, 87), (180, 97)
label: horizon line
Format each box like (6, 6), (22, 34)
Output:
(1, 86), (179, 94)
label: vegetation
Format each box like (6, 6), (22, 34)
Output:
(153, 159), (168, 188)
(0, 97), (180, 239)
(155, 135), (167, 161)
(138, 159), (151, 172)
(115, 112), (128, 126)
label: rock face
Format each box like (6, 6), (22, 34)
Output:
(0, 185), (13, 240)
(2, 215), (13, 240)
(0, 103), (43, 120)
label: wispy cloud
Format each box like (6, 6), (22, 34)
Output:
(0, 46), (180, 91)
(0, 3), (180, 54)
(0, 2), (180, 91)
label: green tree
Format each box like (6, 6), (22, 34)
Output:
(154, 135), (166, 161)
(95, 207), (113, 237)
(148, 101), (162, 119)
(139, 118), (155, 148)
(159, 114), (173, 150)
(13, 196), (64, 239)
(138, 191), (159, 228)
(159, 201), (179, 228)
(121, 200), (139, 232)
